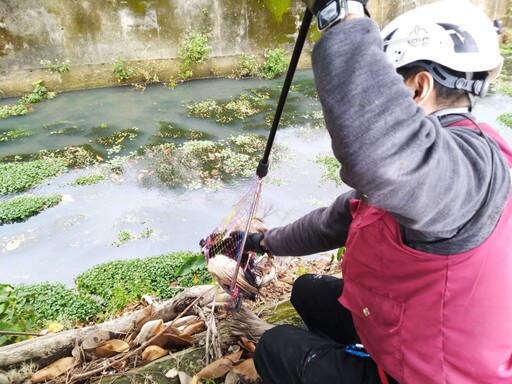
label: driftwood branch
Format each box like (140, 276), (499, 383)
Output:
(0, 284), (224, 370)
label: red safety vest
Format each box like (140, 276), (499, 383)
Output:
(339, 122), (512, 383)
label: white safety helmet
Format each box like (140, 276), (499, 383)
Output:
(381, 0), (503, 96)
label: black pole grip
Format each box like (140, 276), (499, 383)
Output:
(256, 8), (313, 179)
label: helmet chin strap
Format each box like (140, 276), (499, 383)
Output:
(410, 61), (490, 98)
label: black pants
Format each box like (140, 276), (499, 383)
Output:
(254, 274), (396, 384)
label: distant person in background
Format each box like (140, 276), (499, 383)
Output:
(238, 0), (512, 382)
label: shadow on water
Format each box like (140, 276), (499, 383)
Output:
(0, 68), (511, 286)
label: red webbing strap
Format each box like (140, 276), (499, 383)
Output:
(377, 365), (390, 384)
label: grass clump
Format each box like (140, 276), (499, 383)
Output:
(0, 158), (67, 194)
(0, 194), (62, 225)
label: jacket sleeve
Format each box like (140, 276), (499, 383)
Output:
(311, 18), (509, 239)
(264, 190), (356, 256)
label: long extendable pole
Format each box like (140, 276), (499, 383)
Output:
(230, 8), (313, 305)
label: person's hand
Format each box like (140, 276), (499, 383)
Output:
(302, 0), (369, 17)
(229, 231), (266, 254)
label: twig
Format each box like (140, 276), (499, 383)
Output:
(69, 286), (216, 383)
(0, 330), (43, 337)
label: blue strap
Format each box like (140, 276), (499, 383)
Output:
(344, 344), (371, 358)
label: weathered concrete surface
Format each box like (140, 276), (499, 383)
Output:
(0, 0), (509, 97)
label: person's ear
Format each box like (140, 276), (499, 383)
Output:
(409, 71), (435, 106)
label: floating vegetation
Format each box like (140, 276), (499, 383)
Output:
(69, 173), (106, 186)
(92, 128), (139, 146)
(137, 134), (277, 190)
(497, 113), (512, 129)
(0, 128), (35, 143)
(0, 194), (62, 225)
(315, 154), (343, 186)
(155, 121), (214, 140)
(47, 125), (83, 136)
(0, 81), (56, 119)
(186, 93), (273, 124)
(40, 145), (103, 168)
(0, 104), (31, 119)
(112, 230), (135, 247)
(87, 123), (111, 138)
(42, 120), (76, 129)
(0, 158), (67, 195)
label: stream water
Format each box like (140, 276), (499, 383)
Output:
(1, 69), (511, 286)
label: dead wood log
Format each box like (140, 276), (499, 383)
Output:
(0, 285), (224, 370)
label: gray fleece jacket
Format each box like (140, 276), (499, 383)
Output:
(264, 18), (511, 257)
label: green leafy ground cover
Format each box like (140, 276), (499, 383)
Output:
(0, 251), (210, 346)
(0, 158), (67, 195)
(0, 194), (62, 225)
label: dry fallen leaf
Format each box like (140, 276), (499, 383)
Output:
(133, 304), (155, 337)
(82, 330), (111, 351)
(181, 320), (206, 336)
(141, 345), (168, 362)
(153, 332), (194, 348)
(95, 339), (130, 358)
(195, 350), (243, 380)
(31, 357), (76, 383)
(232, 358), (262, 383)
(238, 336), (256, 353)
(135, 319), (164, 345)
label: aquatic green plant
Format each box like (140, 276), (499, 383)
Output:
(170, 31), (212, 87)
(69, 173), (106, 186)
(12, 282), (101, 326)
(0, 128), (35, 142)
(40, 59), (70, 74)
(315, 154), (342, 186)
(261, 47), (288, 79)
(47, 125), (83, 136)
(0, 283), (37, 347)
(112, 230), (135, 247)
(497, 113), (512, 129)
(93, 127), (139, 146)
(0, 81), (55, 119)
(75, 252), (211, 314)
(111, 53), (134, 82)
(0, 104), (30, 119)
(155, 122), (214, 140)
(232, 53), (261, 79)
(0, 158), (67, 195)
(20, 80), (55, 105)
(138, 134), (272, 190)
(40, 145), (102, 168)
(186, 93), (273, 124)
(0, 194), (62, 225)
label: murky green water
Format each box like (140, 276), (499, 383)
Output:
(1, 69), (511, 286)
